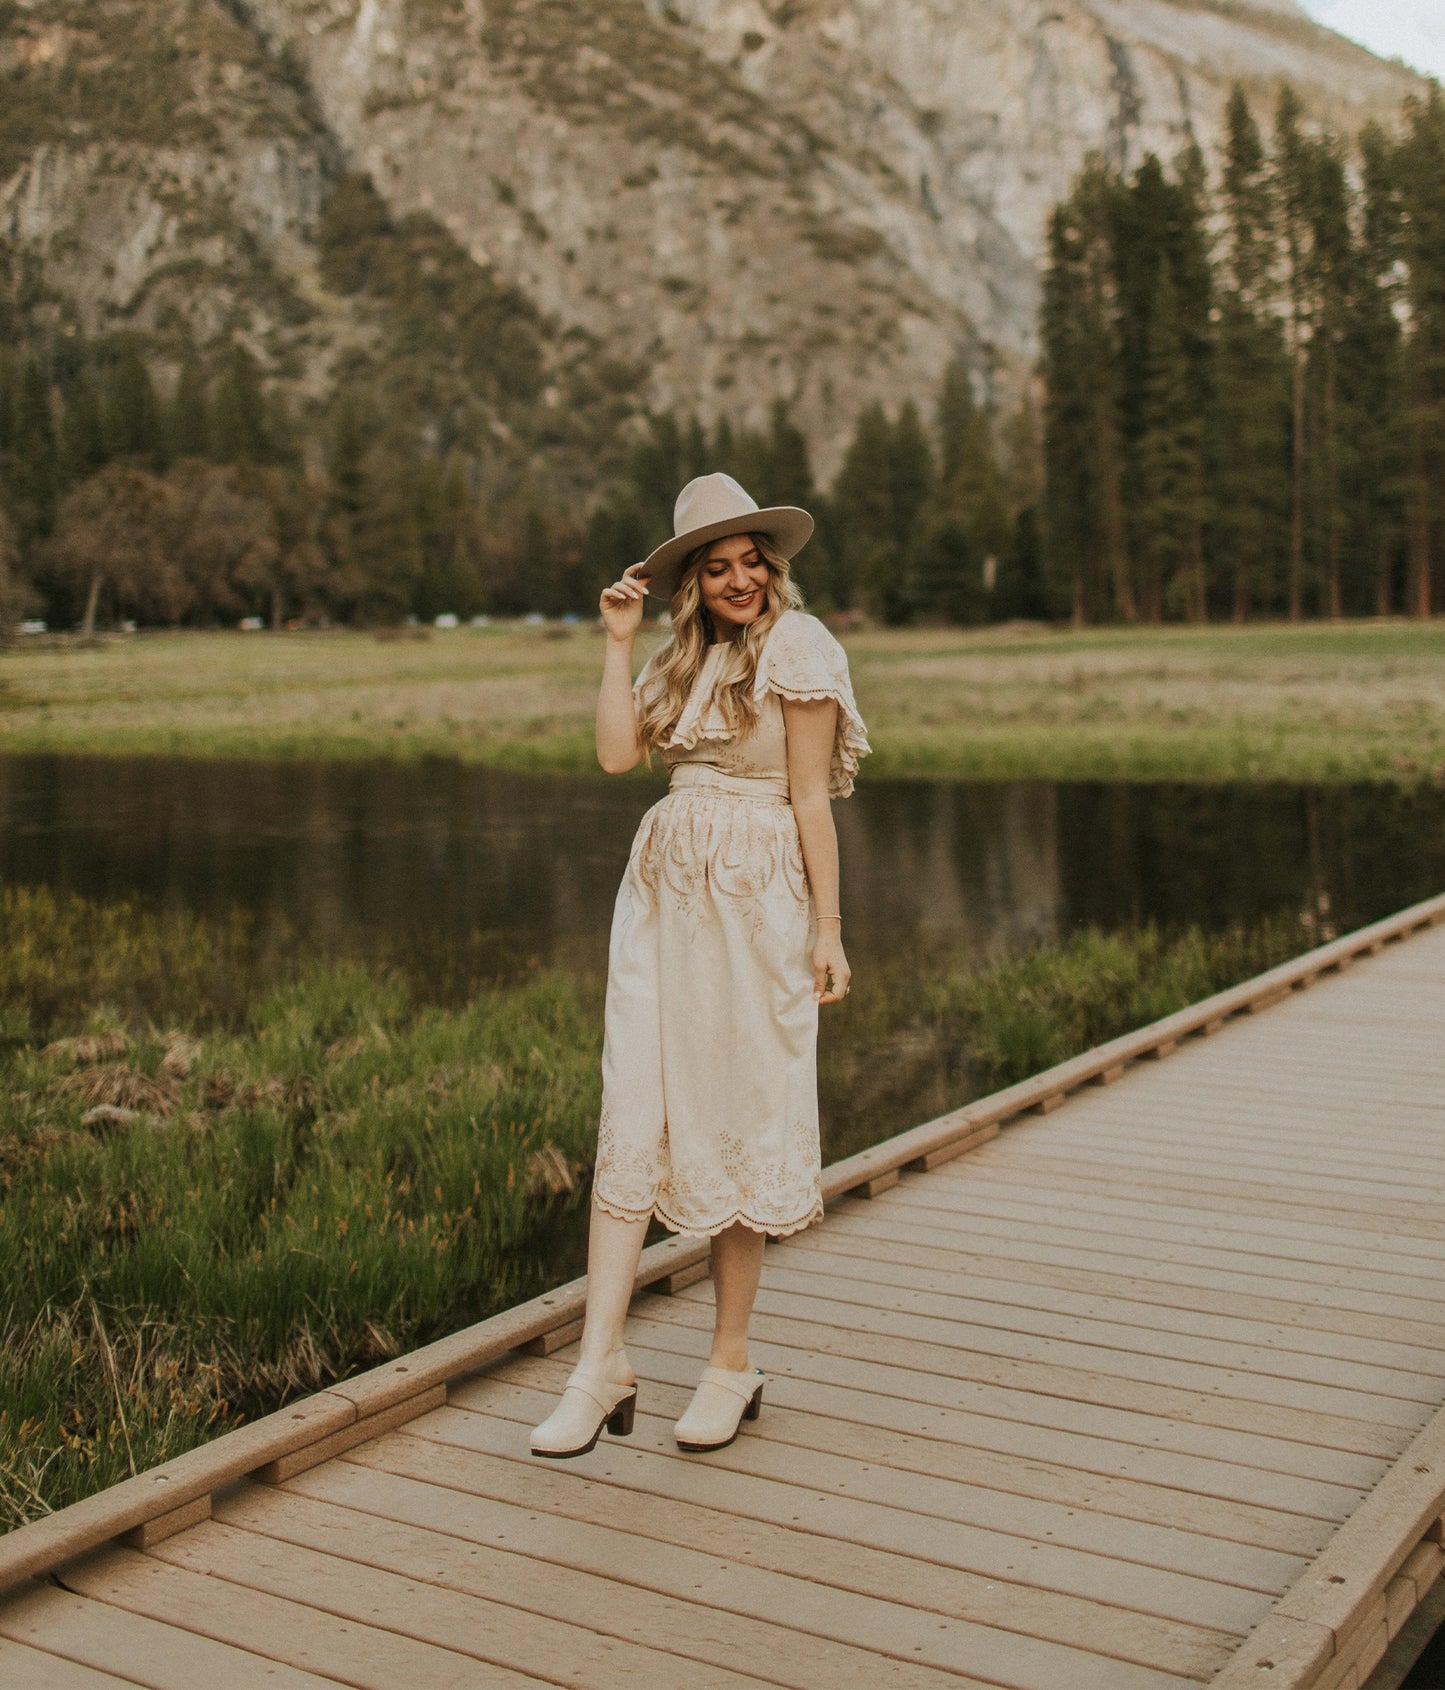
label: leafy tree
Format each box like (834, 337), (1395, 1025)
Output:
(0, 501), (36, 638)
(43, 465), (185, 634)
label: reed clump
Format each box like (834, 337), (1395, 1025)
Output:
(1, 887), (602, 1527)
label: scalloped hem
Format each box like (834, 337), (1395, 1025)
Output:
(592, 1188), (823, 1240)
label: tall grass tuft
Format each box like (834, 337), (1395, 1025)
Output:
(1, 890), (602, 1526)
(922, 918), (1307, 1090)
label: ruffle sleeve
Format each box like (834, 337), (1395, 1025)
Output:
(755, 611), (871, 798)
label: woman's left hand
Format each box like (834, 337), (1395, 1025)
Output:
(813, 928), (851, 1005)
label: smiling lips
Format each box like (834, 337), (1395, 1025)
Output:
(725, 590), (759, 609)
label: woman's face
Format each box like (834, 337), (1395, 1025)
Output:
(697, 533), (770, 640)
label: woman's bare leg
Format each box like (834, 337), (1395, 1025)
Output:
(708, 1221), (766, 1371)
(574, 1204), (649, 1383)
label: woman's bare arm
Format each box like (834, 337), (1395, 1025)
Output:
(783, 696), (850, 1004)
(596, 563), (648, 773)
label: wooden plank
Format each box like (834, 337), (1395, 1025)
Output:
(881, 1174), (1445, 1280)
(627, 1298), (1410, 1463)
(778, 1233), (1445, 1370)
(750, 1260), (1445, 1402)
(254, 1384), (446, 1484)
(984, 1137), (1445, 1201)
(0, 1633), (146, 1689)
(0, 1575), (343, 1689)
(401, 1401), (1273, 1636)
(953, 1150), (1445, 1234)
(347, 1425), (1225, 1685)
(721, 1280), (1432, 1430)
(1209, 1614), (1335, 1690)
(151, 1521), (780, 1690)
(478, 1369), (1306, 1594)
(491, 1349), (1335, 1558)
(878, 1189), (1445, 1291)
(651, 1259), (711, 1294)
(757, 1250), (1445, 1392)
(1273, 1409), (1445, 1652)
(610, 1332), (1366, 1521)
(923, 1170), (1445, 1264)
(927, 1156), (1445, 1247)
(1013, 1129), (1445, 1186)
(522, 1315), (585, 1355)
(804, 1207), (1445, 1337)
(57, 1543), (559, 1689)
(214, 1479), (990, 1690)
(117, 1493), (210, 1551)
(0, 1391), (355, 1596)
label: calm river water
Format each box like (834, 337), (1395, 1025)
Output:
(2, 753), (1443, 983)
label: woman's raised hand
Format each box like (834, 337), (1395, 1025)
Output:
(599, 563), (650, 641)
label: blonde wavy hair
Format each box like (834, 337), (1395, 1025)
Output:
(635, 532), (805, 756)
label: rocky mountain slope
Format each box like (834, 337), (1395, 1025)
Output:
(0, 0), (1426, 474)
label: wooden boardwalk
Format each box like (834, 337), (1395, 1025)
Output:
(2, 895), (1445, 1689)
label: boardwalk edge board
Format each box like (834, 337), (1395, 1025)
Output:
(1211, 1405), (1445, 1690)
(1, 888), (1442, 1606)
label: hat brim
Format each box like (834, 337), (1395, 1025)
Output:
(637, 507), (814, 601)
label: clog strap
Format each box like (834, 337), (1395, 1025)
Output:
(698, 1366), (763, 1402)
(562, 1370), (630, 1416)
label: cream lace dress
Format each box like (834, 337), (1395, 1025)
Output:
(593, 609), (871, 1238)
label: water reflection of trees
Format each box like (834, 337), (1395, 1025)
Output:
(0, 756), (1441, 993)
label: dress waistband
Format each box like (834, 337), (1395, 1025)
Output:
(668, 764), (791, 803)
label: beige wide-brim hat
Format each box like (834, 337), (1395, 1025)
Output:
(638, 472), (813, 601)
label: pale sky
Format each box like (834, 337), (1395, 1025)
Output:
(1295, 0), (1445, 81)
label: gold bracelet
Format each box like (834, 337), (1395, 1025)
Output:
(817, 914), (842, 923)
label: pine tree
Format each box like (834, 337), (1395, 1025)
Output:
(1133, 259), (1208, 621)
(1352, 123), (1408, 616)
(880, 401), (934, 622)
(833, 402), (895, 618)
(759, 399), (814, 510)
(60, 364), (108, 486)
(211, 345), (270, 465)
(931, 357), (1011, 594)
(104, 346), (164, 468)
(681, 415), (709, 484)
(10, 359), (59, 546)
(169, 353), (210, 460)
(1301, 135), (1357, 619)
(1214, 87), (1290, 621)
(1397, 86), (1445, 618)
(1274, 88), (1317, 620)
(1041, 165), (1133, 624)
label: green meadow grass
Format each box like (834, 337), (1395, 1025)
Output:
(2, 619), (1443, 782)
(0, 884), (1309, 1524)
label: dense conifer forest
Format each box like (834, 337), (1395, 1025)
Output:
(2, 81), (1442, 634)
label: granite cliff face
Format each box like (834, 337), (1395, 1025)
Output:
(0, 0), (1425, 471)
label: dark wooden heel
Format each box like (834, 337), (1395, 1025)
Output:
(744, 1385), (763, 1422)
(607, 1390), (637, 1437)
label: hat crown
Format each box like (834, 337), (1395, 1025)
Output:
(673, 473), (759, 542)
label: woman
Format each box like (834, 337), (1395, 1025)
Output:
(530, 471), (870, 1459)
